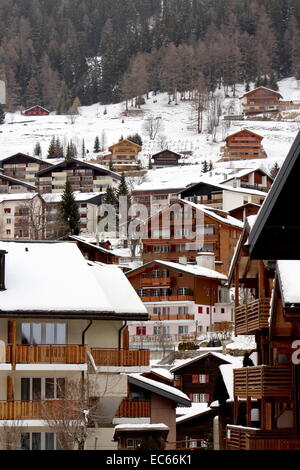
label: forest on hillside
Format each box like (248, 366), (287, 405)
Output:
(1, 0), (300, 112)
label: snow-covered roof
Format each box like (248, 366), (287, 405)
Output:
(219, 364), (235, 401)
(176, 403), (212, 423)
(0, 192), (39, 203)
(221, 167), (270, 183)
(128, 373), (191, 406)
(114, 423), (169, 432)
(149, 367), (174, 381)
(0, 241), (147, 319)
(240, 86), (283, 98)
(277, 260), (300, 304)
(170, 352), (239, 373)
(185, 179), (268, 197)
(153, 260), (227, 280)
(182, 200), (244, 229)
(42, 191), (104, 203)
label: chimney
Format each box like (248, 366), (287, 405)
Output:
(178, 256), (187, 265)
(0, 250), (8, 291)
(196, 252), (215, 271)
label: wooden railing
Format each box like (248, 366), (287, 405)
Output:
(226, 425), (300, 450)
(115, 400), (151, 418)
(142, 296), (194, 302)
(0, 401), (64, 420)
(149, 314), (194, 321)
(91, 348), (150, 367)
(235, 298), (270, 335)
(234, 366), (293, 399)
(169, 439), (208, 450)
(141, 277), (171, 287)
(5, 345), (87, 364)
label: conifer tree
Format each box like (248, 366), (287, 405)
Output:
(60, 180), (80, 235)
(47, 137), (56, 158)
(34, 141), (42, 156)
(201, 160), (209, 173)
(81, 139), (86, 158)
(94, 136), (100, 152)
(119, 135), (124, 142)
(0, 104), (5, 124)
(270, 162), (280, 179)
(104, 185), (118, 207)
(268, 72), (279, 91)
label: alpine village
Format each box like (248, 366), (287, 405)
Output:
(0, 0), (300, 454)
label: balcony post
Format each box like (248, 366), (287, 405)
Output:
(246, 398), (251, 427)
(234, 266), (239, 307)
(258, 261), (266, 298)
(7, 321), (17, 370)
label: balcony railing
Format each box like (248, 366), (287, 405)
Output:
(0, 400), (66, 420)
(149, 314), (194, 320)
(5, 345), (87, 364)
(142, 296), (194, 302)
(234, 366), (293, 399)
(141, 277), (171, 287)
(115, 399), (151, 418)
(91, 348), (150, 367)
(226, 425), (300, 450)
(235, 298), (270, 335)
(169, 439), (208, 450)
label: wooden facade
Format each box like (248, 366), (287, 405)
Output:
(240, 87), (283, 115)
(24, 105), (50, 116)
(98, 139), (142, 172)
(67, 235), (120, 264)
(219, 130), (267, 162)
(141, 200), (242, 275)
(0, 153), (52, 185)
(36, 157), (120, 193)
(151, 150), (181, 168)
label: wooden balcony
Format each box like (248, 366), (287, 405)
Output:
(234, 366), (293, 399)
(149, 314), (194, 321)
(235, 298), (270, 335)
(142, 296), (194, 302)
(115, 399), (151, 418)
(5, 345), (87, 364)
(169, 439), (208, 450)
(226, 425), (300, 450)
(91, 348), (150, 367)
(141, 277), (171, 287)
(0, 400), (65, 420)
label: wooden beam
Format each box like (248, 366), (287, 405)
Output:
(7, 321), (16, 370)
(258, 261), (266, 298)
(234, 266), (239, 307)
(7, 376), (14, 402)
(246, 397), (252, 426)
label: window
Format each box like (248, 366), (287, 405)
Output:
(136, 326), (146, 336)
(198, 307), (203, 314)
(21, 377), (65, 401)
(178, 325), (188, 335)
(192, 374), (209, 384)
(4, 208), (11, 214)
(190, 393), (210, 403)
(206, 307), (210, 314)
(178, 306), (188, 315)
(21, 433), (57, 450)
(126, 438), (143, 450)
(220, 308), (225, 314)
(178, 288), (191, 296)
(21, 323), (67, 345)
(6, 230), (11, 235)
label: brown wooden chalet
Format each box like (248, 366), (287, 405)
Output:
(240, 86), (283, 115)
(67, 235), (120, 264)
(0, 153), (52, 185)
(23, 105), (50, 116)
(141, 199), (242, 275)
(0, 173), (37, 193)
(219, 130), (267, 162)
(228, 203), (261, 222)
(126, 259), (227, 314)
(114, 372), (191, 450)
(36, 157), (121, 193)
(151, 150), (181, 168)
(98, 139), (142, 172)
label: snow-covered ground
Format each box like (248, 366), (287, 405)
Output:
(1, 77), (300, 189)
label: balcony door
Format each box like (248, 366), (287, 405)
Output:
(21, 323), (67, 345)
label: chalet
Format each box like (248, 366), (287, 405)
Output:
(0, 193), (45, 240)
(219, 130), (267, 162)
(228, 202), (261, 222)
(23, 105), (50, 116)
(36, 158), (121, 194)
(42, 191), (103, 236)
(0, 153), (53, 185)
(113, 372), (191, 450)
(180, 180), (267, 212)
(151, 150), (181, 169)
(221, 167), (273, 192)
(0, 173), (36, 193)
(141, 198), (243, 275)
(240, 86), (283, 115)
(98, 139), (142, 173)
(132, 186), (184, 216)
(113, 424), (169, 450)
(0, 241), (149, 450)
(126, 256), (231, 346)
(67, 235), (120, 265)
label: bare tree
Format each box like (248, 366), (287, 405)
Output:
(16, 196), (47, 240)
(191, 74), (208, 134)
(207, 94), (223, 142)
(142, 114), (164, 140)
(67, 96), (81, 124)
(0, 422), (25, 450)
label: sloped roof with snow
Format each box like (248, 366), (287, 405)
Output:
(240, 86), (283, 99)
(176, 403), (213, 423)
(170, 352), (239, 373)
(277, 260), (300, 305)
(42, 191), (104, 204)
(0, 241), (147, 319)
(182, 200), (244, 229)
(0, 192), (39, 203)
(128, 373), (191, 407)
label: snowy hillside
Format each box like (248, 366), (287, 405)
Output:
(1, 77), (300, 190)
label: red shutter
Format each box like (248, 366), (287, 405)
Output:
(198, 307), (203, 314)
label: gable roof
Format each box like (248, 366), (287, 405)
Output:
(277, 260), (300, 307)
(170, 352), (235, 373)
(0, 241), (147, 320)
(109, 139), (142, 151)
(128, 373), (191, 407)
(24, 105), (50, 113)
(68, 235), (119, 258)
(248, 130), (300, 259)
(36, 157), (121, 179)
(152, 149), (181, 158)
(222, 167), (272, 184)
(240, 86), (283, 99)
(0, 173), (37, 190)
(180, 179), (268, 198)
(225, 129), (264, 142)
(0, 153), (53, 167)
